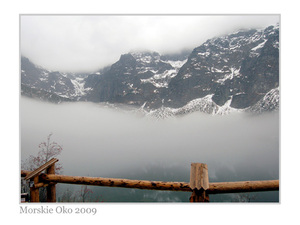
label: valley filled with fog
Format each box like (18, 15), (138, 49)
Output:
(20, 97), (279, 202)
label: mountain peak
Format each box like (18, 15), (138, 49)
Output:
(21, 24), (279, 117)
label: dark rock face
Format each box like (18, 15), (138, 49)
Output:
(83, 51), (187, 109)
(21, 56), (79, 99)
(21, 24), (279, 114)
(21, 83), (73, 103)
(166, 25), (279, 109)
(247, 87), (279, 113)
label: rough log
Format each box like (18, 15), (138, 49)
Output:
(206, 180), (280, 194)
(30, 176), (39, 202)
(21, 170), (279, 194)
(46, 164), (56, 202)
(39, 174), (191, 191)
(33, 182), (57, 188)
(34, 182), (48, 189)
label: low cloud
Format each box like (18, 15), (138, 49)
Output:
(21, 15), (279, 73)
(21, 97), (279, 182)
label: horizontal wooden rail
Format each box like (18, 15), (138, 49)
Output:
(21, 170), (279, 194)
(207, 180), (279, 194)
(40, 174), (191, 191)
(24, 158), (58, 180)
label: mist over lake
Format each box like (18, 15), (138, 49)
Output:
(20, 97), (279, 202)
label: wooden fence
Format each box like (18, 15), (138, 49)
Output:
(21, 159), (279, 202)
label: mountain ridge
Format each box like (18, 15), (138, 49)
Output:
(20, 24), (279, 117)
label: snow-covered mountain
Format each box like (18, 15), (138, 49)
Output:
(166, 24), (279, 109)
(247, 87), (279, 113)
(81, 50), (190, 109)
(21, 56), (92, 100)
(139, 86), (279, 119)
(131, 51), (187, 88)
(20, 24), (279, 117)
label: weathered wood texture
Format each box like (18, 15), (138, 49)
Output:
(30, 176), (39, 202)
(190, 163), (209, 190)
(46, 164), (56, 202)
(39, 174), (191, 191)
(189, 163), (210, 202)
(25, 158), (59, 180)
(34, 182), (48, 189)
(21, 170), (279, 194)
(190, 190), (210, 202)
(206, 180), (280, 194)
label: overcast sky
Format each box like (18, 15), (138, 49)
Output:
(21, 15), (279, 73)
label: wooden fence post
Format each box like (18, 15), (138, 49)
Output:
(189, 163), (209, 202)
(30, 176), (40, 202)
(25, 158), (59, 203)
(46, 164), (56, 202)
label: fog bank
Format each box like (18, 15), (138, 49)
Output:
(21, 97), (279, 182)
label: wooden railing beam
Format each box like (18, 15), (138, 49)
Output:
(21, 170), (279, 195)
(206, 180), (280, 194)
(39, 173), (191, 192)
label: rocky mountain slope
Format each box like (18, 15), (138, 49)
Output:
(21, 56), (91, 100)
(82, 51), (189, 109)
(165, 24), (279, 110)
(21, 24), (279, 117)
